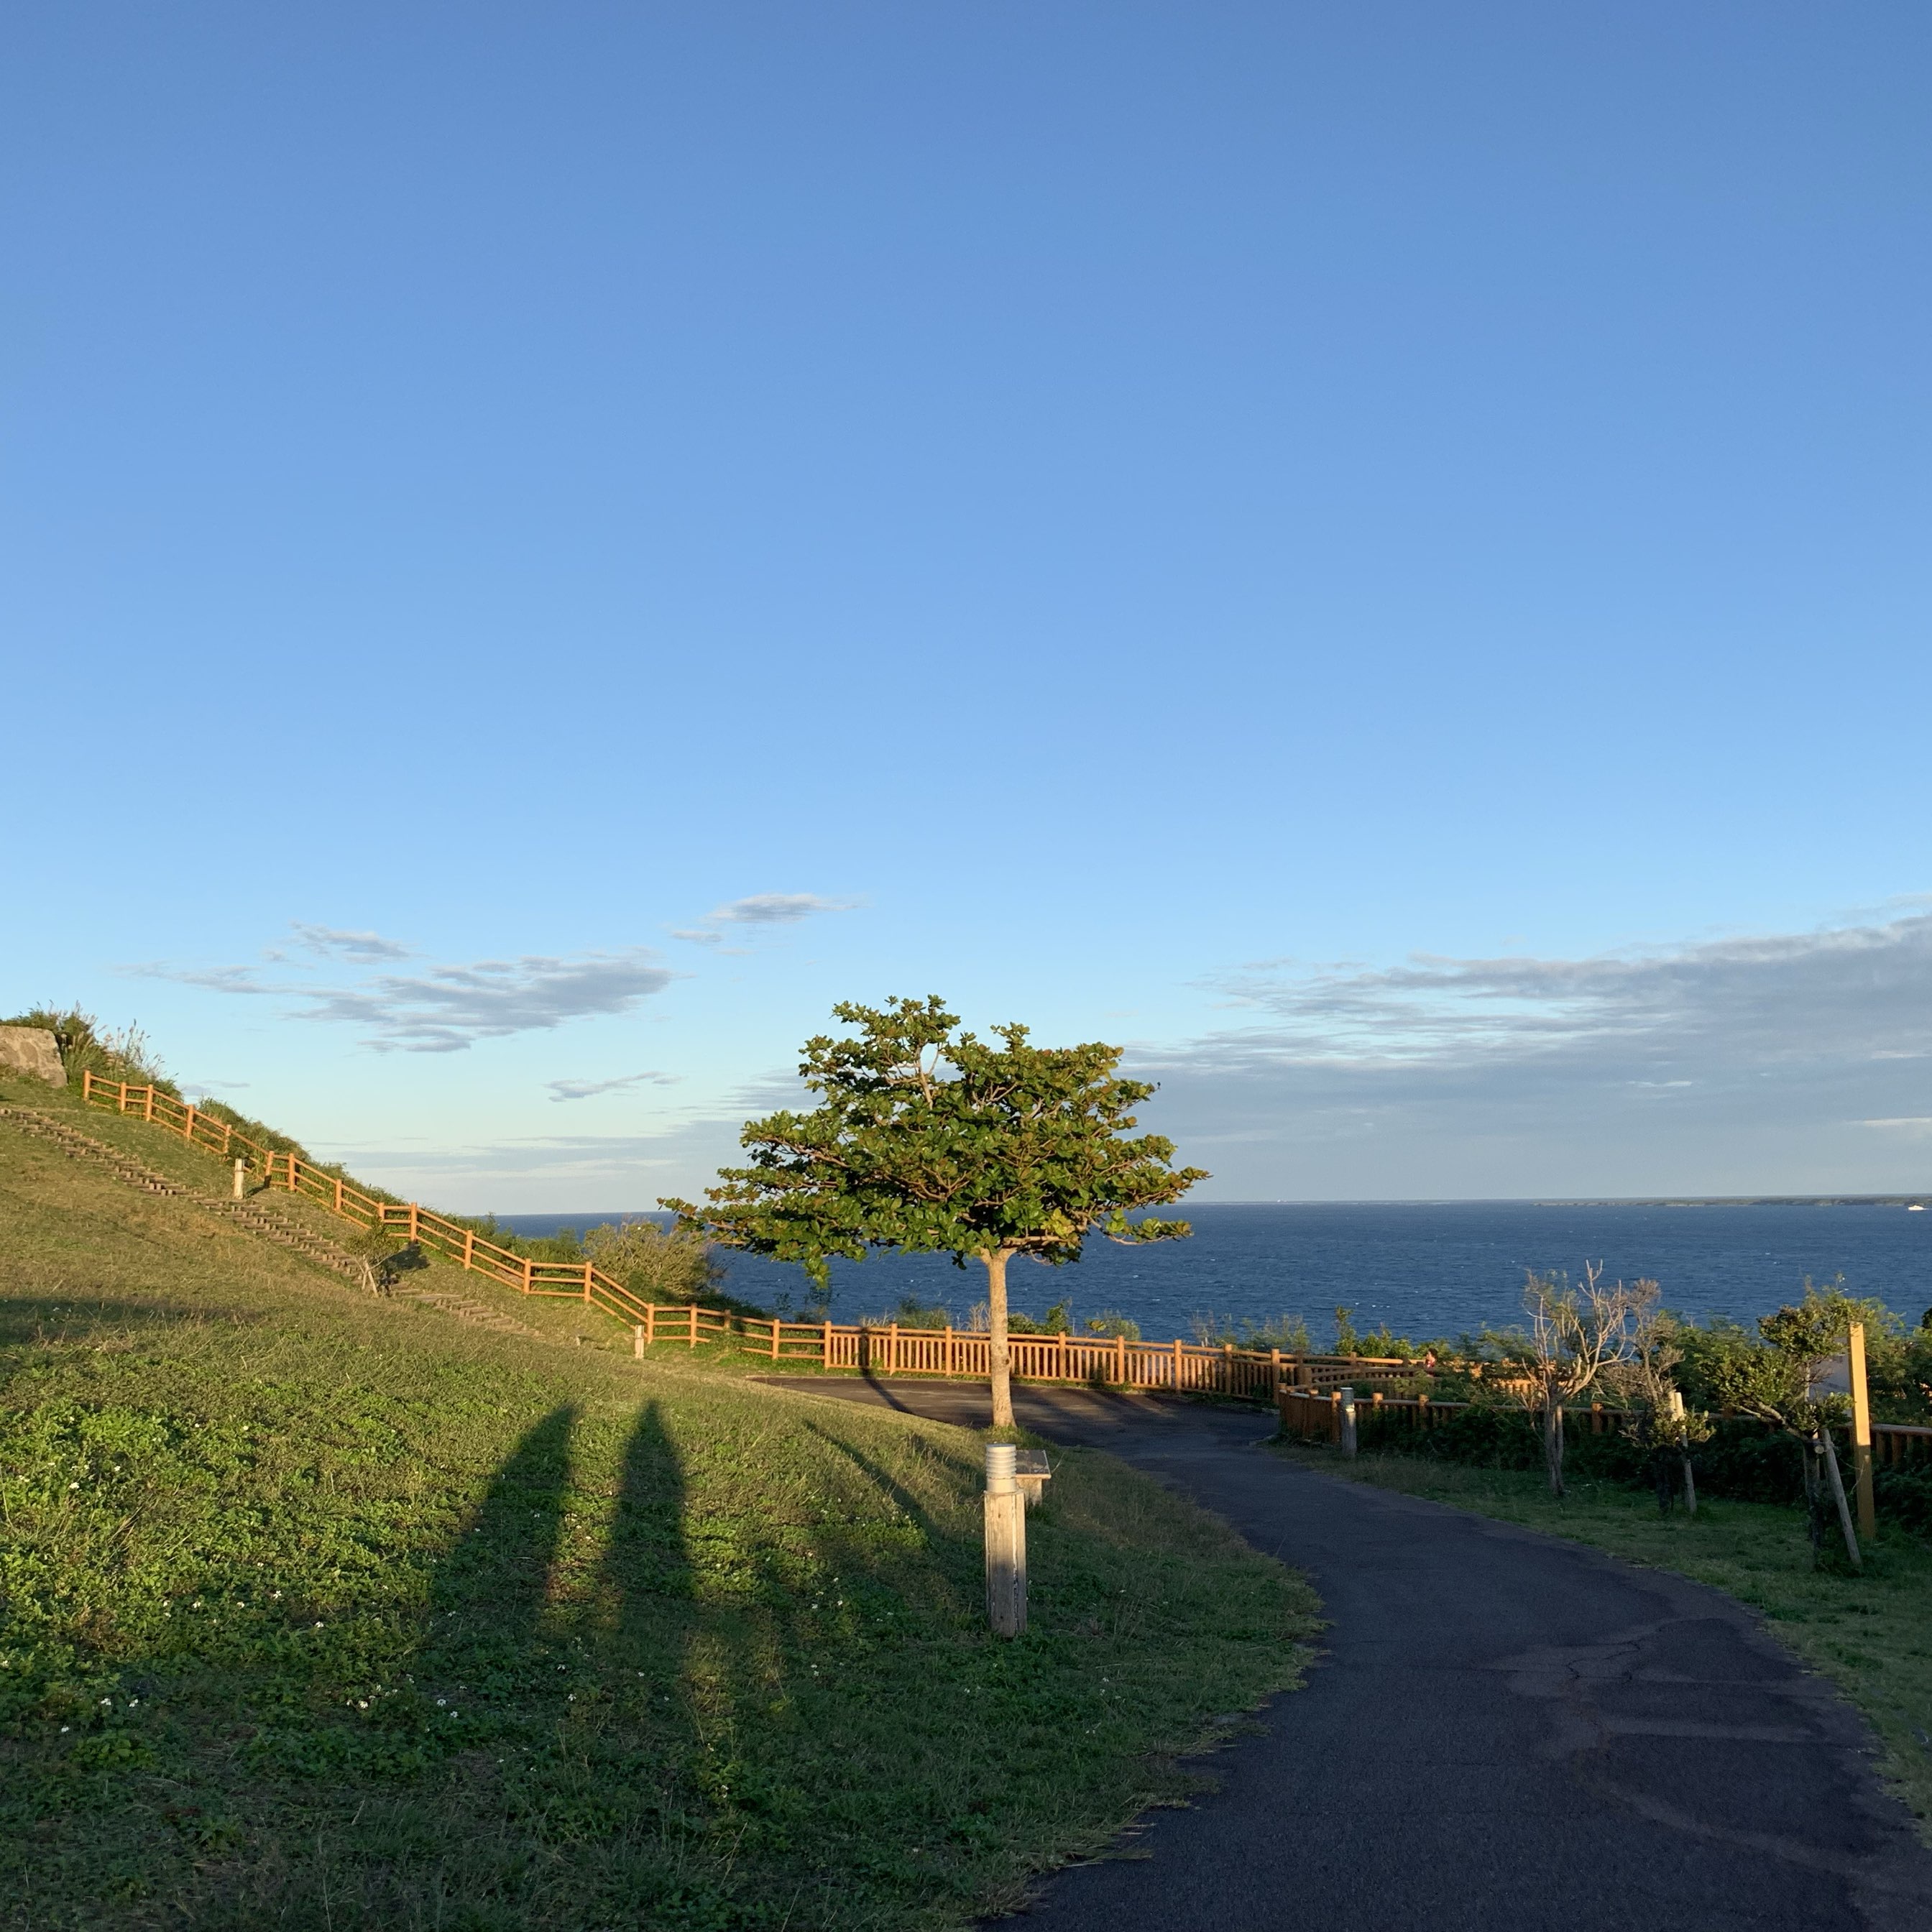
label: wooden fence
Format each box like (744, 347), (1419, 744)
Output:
(77, 1073), (1932, 1449)
(1278, 1386), (1932, 1468)
(80, 1070), (672, 1326)
(76, 1072), (1416, 1399)
(1875, 1422), (1932, 1468)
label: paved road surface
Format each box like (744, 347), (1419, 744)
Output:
(756, 1376), (1932, 1931)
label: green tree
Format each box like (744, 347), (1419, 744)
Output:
(663, 995), (1207, 1427)
(1706, 1280), (1869, 1568)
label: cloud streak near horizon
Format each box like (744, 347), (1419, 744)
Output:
(1129, 910), (1932, 1195)
(1196, 912), (1932, 1070)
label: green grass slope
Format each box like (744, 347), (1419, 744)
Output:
(0, 1099), (1317, 1931)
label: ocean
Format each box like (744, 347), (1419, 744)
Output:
(492, 1202), (1932, 1346)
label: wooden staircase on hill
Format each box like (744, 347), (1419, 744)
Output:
(0, 1106), (544, 1342)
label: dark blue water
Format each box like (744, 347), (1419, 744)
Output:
(492, 1203), (1932, 1346)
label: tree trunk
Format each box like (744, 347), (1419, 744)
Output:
(1803, 1434), (1826, 1561)
(1542, 1398), (1565, 1499)
(1681, 1455), (1697, 1517)
(983, 1248), (1014, 1431)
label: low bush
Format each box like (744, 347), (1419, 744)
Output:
(1354, 1402), (1861, 1512)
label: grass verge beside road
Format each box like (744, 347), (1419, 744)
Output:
(1271, 1442), (1932, 1832)
(0, 1107), (1318, 1930)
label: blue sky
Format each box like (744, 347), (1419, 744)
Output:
(6, 3), (1928, 1206)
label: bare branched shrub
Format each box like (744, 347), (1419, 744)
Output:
(1516, 1266), (1653, 1498)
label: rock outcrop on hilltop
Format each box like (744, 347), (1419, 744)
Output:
(0, 1026), (64, 1085)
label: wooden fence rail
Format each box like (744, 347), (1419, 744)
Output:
(1277, 1386), (1932, 1468)
(75, 1074), (1932, 1456)
(77, 1072), (1417, 1398)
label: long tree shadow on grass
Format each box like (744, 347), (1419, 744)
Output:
(556, 1396), (993, 1925)
(413, 1402), (579, 1708)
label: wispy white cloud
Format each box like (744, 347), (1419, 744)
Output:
(1191, 915), (1932, 1072)
(289, 922), (412, 962)
(546, 1071), (682, 1103)
(668, 891), (855, 951)
(303, 952), (675, 1052)
(709, 893), (855, 925)
(134, 963), (275, 995)
(134, 938), (676, 1053)
(1131, 911), (1932, 1196)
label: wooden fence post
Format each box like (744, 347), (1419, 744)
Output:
(1172, 1335), (1182, 1389)
(143, 1085), (155, 1123)
(1116, 1330), (1128, 1386)
(463, 1229), (475, 1271)
(81, 1070), (93, 1103)
(770, 1317), (782, 1362)
(888, 1321), (899, 1375)
(1849, 1322), (1876, 1538)
(523, 1257), (535, 1294)
(688, 1305), (700, 1351)
(1338, 1386), (1358, 1457)
(822, 1316), (832, 1368)
(633, 1323), (645, 1359)
(183, 1103), (197, 1144)
(645, 1304), (657, 1348)
(983, 1444), (1026, 1637)
(408, 1202), (420, 1242)
(232, 1158), (246, 1200)
(583, 1260), (594, 1303)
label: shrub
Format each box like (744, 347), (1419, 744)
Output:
(1008, 1300), (1075, 1335)
(1191, 1311), (1314, 1353)
(875, 1294), (954, 1331)
(1875, 1464), (1932, 1535)
(582, 1219), (724, 1304)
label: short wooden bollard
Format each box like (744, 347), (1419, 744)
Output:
(1338, 1385), (1358, 1458)
(984, 1444), (1027, 1637)
(231, 1159), (247, 1200)
(1849, 1321), (1876, 1539)
(632, 1323), (646, 1360)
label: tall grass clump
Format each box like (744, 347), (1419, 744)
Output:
(6, 1006), (175, 1092)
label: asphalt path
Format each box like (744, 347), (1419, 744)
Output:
(755, 1375), (1932, 1931)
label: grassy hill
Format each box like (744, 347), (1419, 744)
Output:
(0, 1070), (1317, 1930)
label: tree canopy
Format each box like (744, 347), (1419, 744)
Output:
(663, 995), (1208, 1425)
